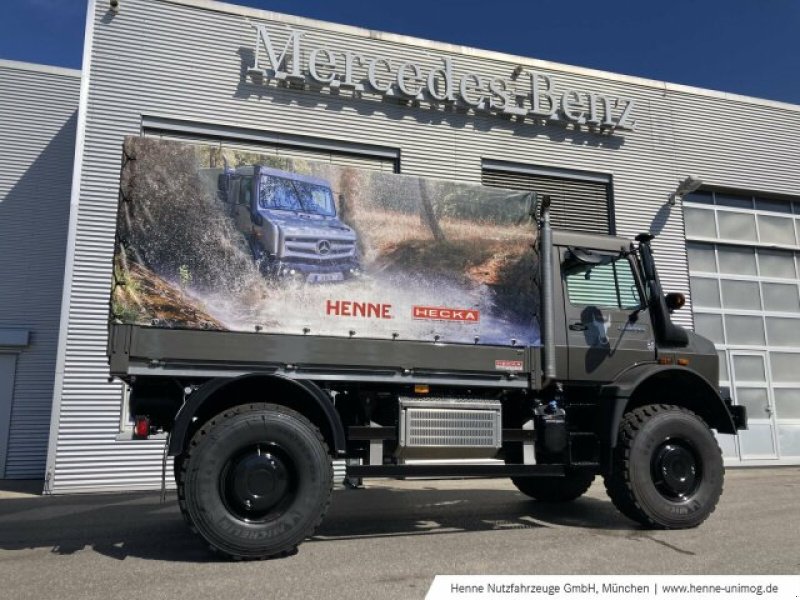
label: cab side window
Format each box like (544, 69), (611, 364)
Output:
(565, 256), (641, 310)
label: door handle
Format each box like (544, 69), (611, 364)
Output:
(569, 323), (588, 331)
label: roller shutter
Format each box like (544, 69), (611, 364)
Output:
(142, 117), (398, 172)
(482, 165), (613, 234)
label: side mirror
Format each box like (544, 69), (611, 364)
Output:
(665, 292), (685, 313)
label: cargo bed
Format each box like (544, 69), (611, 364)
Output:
(108, 323), (540, 389)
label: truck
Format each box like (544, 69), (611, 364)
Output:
(215, 165), (360, 282)
(109, 137), (746, 560)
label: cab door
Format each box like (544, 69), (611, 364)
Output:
(232, 176), (256, 241)
(561, 248), (655, 382)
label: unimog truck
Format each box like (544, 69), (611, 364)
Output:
(109, 138), (746, 560)
(216, 165), (360, 282)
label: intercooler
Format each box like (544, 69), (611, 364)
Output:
(397, 397), (502, 460)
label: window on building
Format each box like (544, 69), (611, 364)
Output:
(685, 190), (800, 459)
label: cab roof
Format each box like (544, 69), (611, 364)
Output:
(235, 165), (332, 189)
(552, 228), (633, 253)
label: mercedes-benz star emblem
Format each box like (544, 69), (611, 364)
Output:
(317, 240), (331, 255)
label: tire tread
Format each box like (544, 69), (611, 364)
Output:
(177, 403), (332, 560)
(604, 404), (724, 529)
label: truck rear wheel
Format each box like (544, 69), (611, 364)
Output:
(511, 471), (595, 502)
(177, 403), (332, 560)
(604, 404), (723, 529)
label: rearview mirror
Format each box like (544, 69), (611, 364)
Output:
(665, 292), (685, 312)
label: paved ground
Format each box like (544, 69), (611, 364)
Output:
(0, 468), (798, 600)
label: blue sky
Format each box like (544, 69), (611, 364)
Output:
(2, 0), (799, 104)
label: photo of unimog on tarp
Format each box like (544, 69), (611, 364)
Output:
(111, 137), (540, 346)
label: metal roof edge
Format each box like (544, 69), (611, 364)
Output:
(0, 58), (81, 79)
(162, 0), (800, 114)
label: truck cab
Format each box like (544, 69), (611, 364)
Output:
(218, 166), (360, 282)
(551, 229), (718, 385)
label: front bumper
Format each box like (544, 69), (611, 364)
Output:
(274, 258), (360, 276)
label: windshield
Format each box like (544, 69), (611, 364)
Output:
(258, 175), (335, 216)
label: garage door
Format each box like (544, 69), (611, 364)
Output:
(684, 191), (800, 464)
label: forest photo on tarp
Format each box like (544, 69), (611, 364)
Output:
(111, 137), (540, 346)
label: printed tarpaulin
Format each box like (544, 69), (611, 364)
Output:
(111, 137), (541, 347)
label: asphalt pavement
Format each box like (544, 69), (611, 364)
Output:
(0, 467), (798, 600)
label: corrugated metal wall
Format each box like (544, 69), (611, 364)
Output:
(48, 0), (800, 491)
(0, 61), (79, 478)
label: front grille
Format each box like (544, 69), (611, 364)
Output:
(284, 236), (355, 261)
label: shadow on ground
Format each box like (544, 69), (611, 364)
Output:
(0, 483), (639, 563)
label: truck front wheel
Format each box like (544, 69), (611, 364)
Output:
(177, 403), (333, 559)
(604, 404), (724, 529)
(511, 471), (595, 502)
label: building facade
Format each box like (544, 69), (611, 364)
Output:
(2, 0), (796, 490)
(0, 60), (79, 480)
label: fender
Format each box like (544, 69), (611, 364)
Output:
(601, 363), (737, 453)
(167, 374), (347, 457)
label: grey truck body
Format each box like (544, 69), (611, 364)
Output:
(107, 149), (746, 557)
(109, 227), (743, 468)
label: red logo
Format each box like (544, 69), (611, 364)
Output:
(326, 300), (393, 319)
(495, 359), (524, 372)
(412, 305), (480, 322)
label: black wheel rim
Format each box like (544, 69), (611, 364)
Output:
(219, 443), (297, 523)
(651, 438), (701, 500)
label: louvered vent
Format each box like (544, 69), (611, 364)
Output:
(482, 169), (612, 234)
(398, 397), (502, 459)
(142, 117), (399, 172)
(406, 409), (498, 447)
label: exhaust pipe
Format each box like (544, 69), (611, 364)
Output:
(540, 195), (556, 386)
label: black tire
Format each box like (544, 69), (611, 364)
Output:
(177, 403), (333, 560)
(604, 404), (724, 529)
(511, 471), (595, 502)
(173, 454), (183, 485)
(173, 455), (194, 526)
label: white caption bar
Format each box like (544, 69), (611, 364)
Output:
(426, 575), (799, 600)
